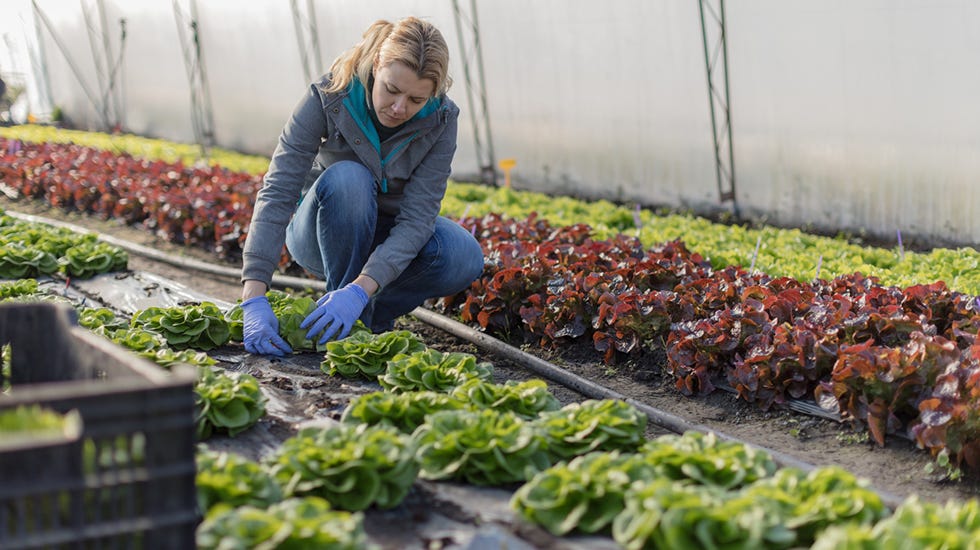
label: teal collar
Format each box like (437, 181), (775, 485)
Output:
(342, 77), (441, 152)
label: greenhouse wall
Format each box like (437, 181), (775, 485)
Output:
(3, 0), (978, 247)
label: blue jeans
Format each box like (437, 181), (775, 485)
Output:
(285, 161), (484, 332)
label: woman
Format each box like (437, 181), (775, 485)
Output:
(240, 17), (484, 356)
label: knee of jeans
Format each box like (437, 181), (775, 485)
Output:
(314, 161), (375, 203)
(453, 239), (485, 287)
(439, 223), (485, 286)
(465, 248), (486, 282)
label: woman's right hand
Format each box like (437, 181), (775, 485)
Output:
(240, 295), (293, 356)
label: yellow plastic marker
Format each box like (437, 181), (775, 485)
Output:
(498, 158), (516, 188)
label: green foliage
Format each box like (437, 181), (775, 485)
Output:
(413, 408), (551, 486)
(106, 326), (167, 352)
(195, 366), (266, 439)
(440, 182), (980, 296)
(1, 344), (9, 393)
(379, 349), (493, 393)
(612, 479), (796, 550)
(131, 302), (230, 350)
(265, 423), (418, 511)
(226, 289), (340, 351)
(8, 125), (980, 295)
(441, 182), (638, 237)
(812, 496), (980, 550)
(80, 433), (145, 474)
(0, 404), (76, 438)
(59, 240), (128, 278)
(450, 378), (561, 419)
(0, 243), (59, 278)
(536, 399), (647, 460)
(340, 390), (469, 433)
(79, 310), (216, 368)
(196, 497), (371, 550)
(923, 448), (964, 482)
(0, 278), (39, 300)
(195, 447), (282, 517)
(640, 431), (778, 489)
(322, 328), (425, 379)
(609, 463), (885, 550)
(224, 303), (243, 341)
(511, 451), (657, 536)
(137, 347), (216, 368)
(508, 429), (885, 546)
(267, 290), (323, 351)
(743, 466), (887, 546)
(0, 124), (271, 175)
(78, 306), (129, 333)
(0, 214), (125, 278)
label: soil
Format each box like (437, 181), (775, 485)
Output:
(5, 196), (980, 514)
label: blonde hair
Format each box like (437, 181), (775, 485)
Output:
(323, 17), (452, 96)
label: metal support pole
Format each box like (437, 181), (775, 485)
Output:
(451, 0), (497, 186)
(698, 0), (738, 215)
(81, 0), (125, 131)
(28, 5), (55, 119)
(81, 0), (109, 127)
(32, 0), (105, 127)
(290, 0), (323, 85)
(96, 0), (125, 130)
(173, 0), (215, 157)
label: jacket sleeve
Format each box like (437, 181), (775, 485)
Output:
(241, 82), (329, 286)
(361, 108), (458, 288)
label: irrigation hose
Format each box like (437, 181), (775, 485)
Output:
(8, 208), (905, 509)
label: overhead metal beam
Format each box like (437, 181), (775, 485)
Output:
(451, 0), (497, 186)
(698, 0), (738, 214)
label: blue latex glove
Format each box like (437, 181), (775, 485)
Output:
(241, 295), (293, 356)
(301, 283), (369, 345)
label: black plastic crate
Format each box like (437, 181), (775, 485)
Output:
(0, 302), (199, 549)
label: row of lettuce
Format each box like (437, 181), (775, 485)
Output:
(5, 128), (980, 455)
(0, 211), (128, 279)
(435, 213), (980, 474)
(4, 240), (980, 547)
(40, 302), (980, 549)
(2, 285), (961, 548)
(5, 127), (980, 467)
(1, 279), (263, 439)
(4, 130), (980, 455)
(1, 124), (978, 295)
(3, 126), (980, 544)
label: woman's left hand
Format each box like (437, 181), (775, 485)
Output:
(301, 283), (370, 344)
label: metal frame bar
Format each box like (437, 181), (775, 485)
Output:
(290, 0), (323, 85)
(81, 0), (125, 131)
(173, 0), (215, 157)
(698, 0), (738, 213)
(32, 0), (106, 128)
(451, 0), (497, 186)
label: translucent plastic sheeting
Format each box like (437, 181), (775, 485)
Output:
(69, 270), (235, 315)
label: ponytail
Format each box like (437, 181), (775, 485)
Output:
(322, 20), (394, 93)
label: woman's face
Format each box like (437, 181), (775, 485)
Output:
(372, 61), (435, 128)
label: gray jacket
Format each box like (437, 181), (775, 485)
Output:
(242, 74), (460, 289)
